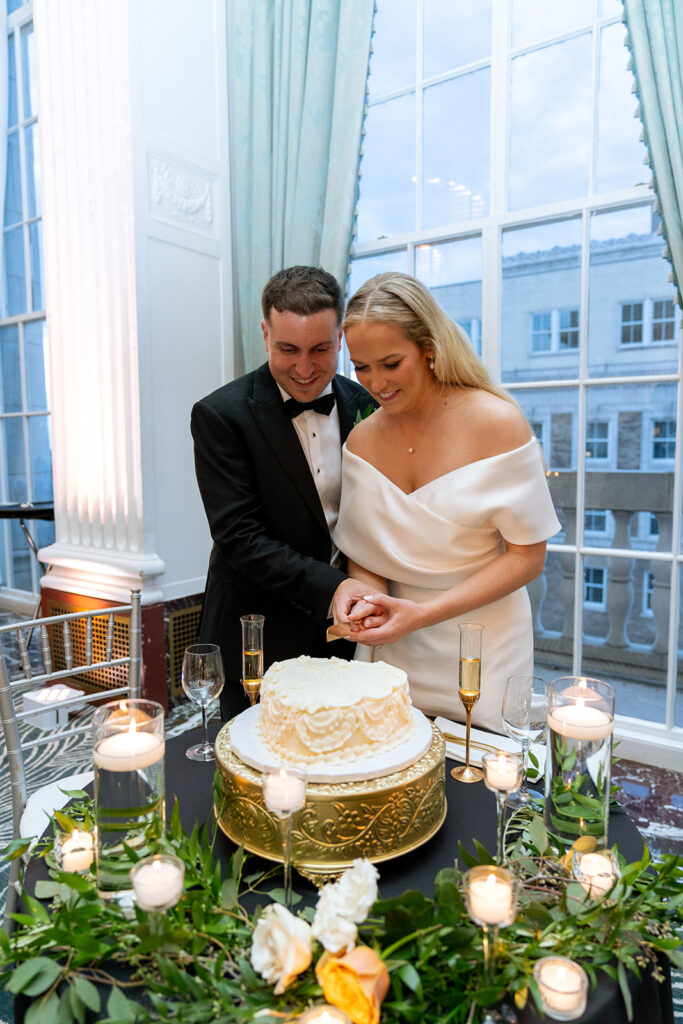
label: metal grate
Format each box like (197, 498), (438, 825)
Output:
(44, 600), (130, 692)
(168, 603), (201, 697)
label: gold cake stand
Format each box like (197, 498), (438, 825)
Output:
(214, 721), (446, 885)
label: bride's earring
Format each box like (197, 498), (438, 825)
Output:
(428, 353), (435, 371)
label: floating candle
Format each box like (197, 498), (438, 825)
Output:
(547, 700), (613, 740)
(534, 957), (588, 1020)
(298, 1007), (351, 1024)
(59, 830), (94, 873)
(262, 767), (307, 813)
(483, 752), (522, 792)
(468, 871), (514, 925)
(575, 851), (617, 897)
(131, 855), (184, 911)
(93, 720), (165, 771)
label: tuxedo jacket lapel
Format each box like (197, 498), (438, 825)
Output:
(248, 366), (328, 530)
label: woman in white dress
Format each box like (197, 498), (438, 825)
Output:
(332, 273), (560, 733)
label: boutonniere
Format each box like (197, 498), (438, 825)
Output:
(354, 404), (375, 425)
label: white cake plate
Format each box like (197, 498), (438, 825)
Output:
(229, 704), (434, 784)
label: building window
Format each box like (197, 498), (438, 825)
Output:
(620, 302), (643, 345)
(652, 419), (676, 460)
(584, 566), (606, 608)
(649, 513), (659, 537)
(530, 309), (579, 353)
(586, 420), (609, 460)
(585, 510), (607, 533)
(652, 299), (676, 343)
(642, 570), (654, 616)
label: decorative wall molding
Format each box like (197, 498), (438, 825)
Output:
(149, 151), (216, 236)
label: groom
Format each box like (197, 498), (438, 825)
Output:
(191, 265), (375, 721)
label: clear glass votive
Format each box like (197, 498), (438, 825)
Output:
(533, 956), (588, 1021)
(131, 853), (185, 912)
(298, 1006), (352, 1024)
(572, 848), (619, 898)
(54, 829), (94, 873)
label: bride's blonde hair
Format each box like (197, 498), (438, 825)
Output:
(344, 272), (512, 404)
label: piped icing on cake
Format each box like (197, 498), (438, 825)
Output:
(256, 655), (415, 766)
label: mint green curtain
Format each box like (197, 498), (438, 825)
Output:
(228, 0), (375, 371)
(622, 0), (683, 304)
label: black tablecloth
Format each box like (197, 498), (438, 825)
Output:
(17, 722), (673, 1024)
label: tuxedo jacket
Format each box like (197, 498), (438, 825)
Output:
(191, 362), (373, 719)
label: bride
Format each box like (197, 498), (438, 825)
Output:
(332, 273), (560, 733)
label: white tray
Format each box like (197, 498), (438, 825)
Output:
(229, 704), (433, 784)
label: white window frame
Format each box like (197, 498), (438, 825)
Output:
(642, 570), (654, 618)
(619, 297), (678, 348)
(585, 419), (610, 461)
(530, 308), (579, 354)
(583, 565), (607, 610)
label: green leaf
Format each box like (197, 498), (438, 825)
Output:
(107, 986), (139, 1021)
(529, 814), (549, 854)
(7, 957), (63, 995)
(398, 962), (422, 995)
(221, 877), (238, 908)
(35, 880), (62, 900)
(68, 984), (86, 1024)
(59, 986), (77, 1024)
(617, 960), (633, 1021)
(26, 992), (60, 1024)
(54, 810), (80, 833)
(72, 976), (100, 1013)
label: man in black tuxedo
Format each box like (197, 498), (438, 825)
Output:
(191, 266), (375, 720)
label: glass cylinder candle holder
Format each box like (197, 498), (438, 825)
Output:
(262, 766), (307, 910)
(54, 829), (94, 874)
(93, 699), (165, 900)
(533, 957), (588, 1021)
(482, 751), (523, 864)
(131, 853), (185, 912)
(572, 848), (619, 899)
(545, 676), (615, 847)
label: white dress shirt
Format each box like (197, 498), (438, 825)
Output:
(277, 383), (342, 563)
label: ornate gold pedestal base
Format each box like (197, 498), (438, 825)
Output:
(214, 721), (446, 882)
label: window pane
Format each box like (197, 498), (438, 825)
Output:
(415, 236), (482, 354)
(501, 219), (582, 383)
(8, 0), (28, 14)
(588, 206), (678, 377)
(3, 417), (26, 501)
(29, 220), (44, 311)
(511, 0), (593, 49)
(596, 24), (649, 193)
(21, 24), (38, 120)
(25, 122), (41, 219)
(599, 0), (623, 16)
(534, 550), (575, 672)
(367, 0), (416, 99)
(28, 415), (53, 501)
(3, 225), (27, 317)
(4, 130), (22, 227)
(348, 250), (409, 298)
(356, 94), (415, 242)
(0, 324), (22, 413)
(25, 319), (48, 411)
(423, 0), (491, 77)
(9, 518), (32, 591)
(509, 35), (592, 210)
(7, 33), (18, 129)
(423, 69), (489, 228)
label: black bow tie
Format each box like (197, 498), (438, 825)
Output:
(284, 393), (336, 418)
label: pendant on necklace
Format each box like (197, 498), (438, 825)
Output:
(408, 447), (416, 454)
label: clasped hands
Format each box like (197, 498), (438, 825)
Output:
(331, 577), (425, 646)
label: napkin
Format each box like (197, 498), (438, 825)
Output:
(434, 716), (545, 777)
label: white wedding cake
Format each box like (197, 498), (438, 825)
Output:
(256, 655), (415, 766)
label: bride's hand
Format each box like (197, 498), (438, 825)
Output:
(347, 599), (389, 632)
(351, 593), (426, 645)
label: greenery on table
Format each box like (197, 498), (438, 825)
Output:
(2, 787), (682, 1024)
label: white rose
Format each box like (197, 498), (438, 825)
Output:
(333, 859), (379, 923)
(312, 886), (358, 954)
(250, 903), (312, 995)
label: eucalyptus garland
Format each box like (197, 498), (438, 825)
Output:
(1, 786), (682, 1024)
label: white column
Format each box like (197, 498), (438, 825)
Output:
(33, 0), (234, 605)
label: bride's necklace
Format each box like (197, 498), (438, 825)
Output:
(395, 394), (444, 454)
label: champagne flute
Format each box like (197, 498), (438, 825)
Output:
(501, 674), (548, 804)
(181, 644), (225, 761)
(451, 622), (484, 784)
(241, 614), (264, 706)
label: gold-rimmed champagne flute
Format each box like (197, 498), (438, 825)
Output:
(451, 622), (484, 783)
(240, 614), (264, 706)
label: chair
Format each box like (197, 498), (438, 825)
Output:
(0, 590), (142, 932)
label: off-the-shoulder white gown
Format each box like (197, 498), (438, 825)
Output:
(334, 438), (561, 733)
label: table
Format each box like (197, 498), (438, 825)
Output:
(17, 722), (673, 1024)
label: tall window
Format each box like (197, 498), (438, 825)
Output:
(350, 0), (683, 740)
(1, 0), (53, 594)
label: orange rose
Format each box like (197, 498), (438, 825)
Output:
(315, 946), (390, 1024)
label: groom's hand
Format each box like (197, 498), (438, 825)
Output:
(350, 593), (427, 645)
(332, 577), (375, 624)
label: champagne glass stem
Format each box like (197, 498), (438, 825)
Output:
(495, 793), (506, 864)
(482, 923), (495, 986)
(201, 704), (209, 750)
(278, 813), (293, 910)
(520, 737), (531, 799)
(464, 707), (472, 768)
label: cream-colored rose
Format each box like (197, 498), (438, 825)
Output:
(316, 946), (390, 1024)
(312, 885), (358, 953)
(250, 903), (312, 995)
(333, 859), (379, 923)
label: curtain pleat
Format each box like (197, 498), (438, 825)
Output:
(228, 0), (375, 371)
